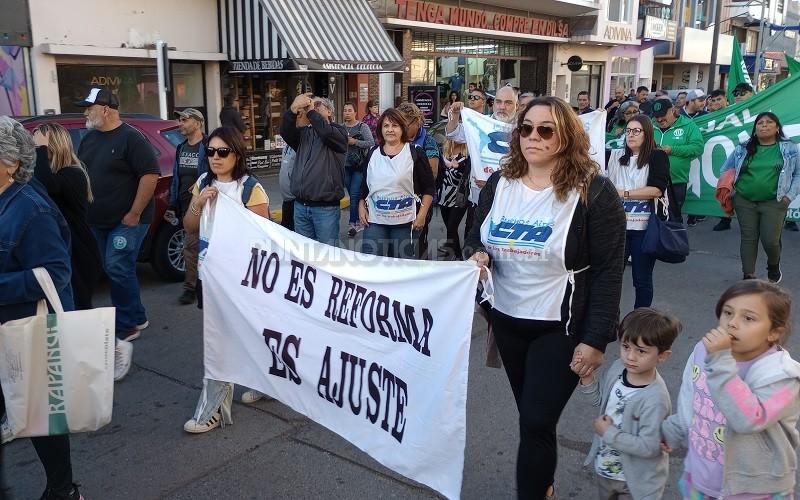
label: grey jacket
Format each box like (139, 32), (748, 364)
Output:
(279, 145), (296, 201)
(662, 344), (800, 497)
(579, 359), (671, 500)
(719, 140), (800, 202)
(281, 109), (347, 204)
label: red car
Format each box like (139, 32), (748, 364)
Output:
(21, 113), (187, 282)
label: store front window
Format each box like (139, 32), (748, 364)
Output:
(570, 64), (604, 109)
(58, 64), (159, 115)
(410, 33), (534, 115)
(610, 56), (637, 94)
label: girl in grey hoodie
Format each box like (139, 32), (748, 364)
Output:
(662, 280), (800, 499)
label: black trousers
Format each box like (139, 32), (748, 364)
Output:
(414, 208), (434, 259)
(671, 182), (687, 223)
(491, 310), (579, 500)
(281, 199), (295, 231)
(0, 385), (73, 497)
(439, 205), (468, 258)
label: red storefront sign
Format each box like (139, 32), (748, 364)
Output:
(395, 0), (569, 38)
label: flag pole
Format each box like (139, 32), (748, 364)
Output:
(707, 0), (725, 91)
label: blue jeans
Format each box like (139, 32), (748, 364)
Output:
(92, 223), (149, 335)
(360, 223), (415, 258)
(625, 229), (656, 309)
(293, 202), (340, 246)
(344, 167), (363, 225)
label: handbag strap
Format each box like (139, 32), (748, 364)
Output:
(32, 268), (65, 314)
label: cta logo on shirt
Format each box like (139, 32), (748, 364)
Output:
(487, 217), (553, 250)
(375, 196), (414, 211)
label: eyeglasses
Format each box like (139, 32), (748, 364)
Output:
(468, 95), (484, 101)
(624, 128), (643, 136)
(518, 124), (555, 140)
(623, 110), (638, 115)
(205, 147), (233, 158)
(733, 90), (750, 97)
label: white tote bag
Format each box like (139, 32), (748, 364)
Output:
(0, 268), (115, 441)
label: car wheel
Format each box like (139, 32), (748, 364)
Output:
(150, 223), (186, 282)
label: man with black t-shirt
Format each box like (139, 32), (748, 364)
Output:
(76, 87), (159, 379)
(166, 108), (206, 305)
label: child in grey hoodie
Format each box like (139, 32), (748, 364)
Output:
(577, 308), (681, 499)
(662, 280), (800, 499)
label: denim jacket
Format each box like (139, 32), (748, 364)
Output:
(719, 140), (800, 202)
(168, 137), (208, 214)
(0, 181), (74, 323)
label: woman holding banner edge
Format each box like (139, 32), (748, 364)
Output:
(465, 97), (626, 499)
(182, 126), (270, 433)
(720, 111), (800, 283)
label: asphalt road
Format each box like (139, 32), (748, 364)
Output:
(5, 187), (800, 499)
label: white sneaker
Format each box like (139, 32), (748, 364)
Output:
(114, 339), (133, 381)
(184, 412), (221, 433)
(241, 390), (265, 404)
(135, 320), (150, 331)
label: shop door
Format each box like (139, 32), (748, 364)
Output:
(170, 62), (207, 132)
(569, 63), (604, 110)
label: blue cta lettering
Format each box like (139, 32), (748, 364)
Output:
(375, 197), (414, 210)
(623, 200), (651, 213)
(490, 221), (552, 242)
(487, 131), (511, 154)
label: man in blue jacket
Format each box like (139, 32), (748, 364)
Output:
(165, 108), (206, 305)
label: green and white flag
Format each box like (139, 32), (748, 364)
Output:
(684, 74), (800, 221)
(727, 40), (753, 105)
(785, 53), (800, 75)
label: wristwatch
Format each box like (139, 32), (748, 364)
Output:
(624, 190), (630, 199)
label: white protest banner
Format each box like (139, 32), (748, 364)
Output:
(460, 108), (513, 183)
(200, 194), (480, 499)
(578, 110), (607, 169)
(460, 107), (607, 181)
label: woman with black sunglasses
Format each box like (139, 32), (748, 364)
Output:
(182, 126), (271, 434)
(606, 115), (670, 309)
(720, 111), (800, 282)
(464, 97), (626, 499)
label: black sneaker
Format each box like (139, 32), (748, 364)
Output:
(786, 221), (799, 232)
(687, 215), (698, 227)
(695, 216), (706, 222)
(179, 289), (196, 305)
(713, 218), (732, 231)
(767, 266), (782, 284)
(40, 484), (83, 500)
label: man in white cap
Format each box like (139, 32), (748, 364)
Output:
(679, 89), (708, 119)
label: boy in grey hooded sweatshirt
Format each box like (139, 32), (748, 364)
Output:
(577, 308), (681, 499)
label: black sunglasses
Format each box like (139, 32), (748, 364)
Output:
(518, 124), (555, 140)
(468, 94), (484, 101)
(205, 147), (233, 158)
(733, 90), (750, 97)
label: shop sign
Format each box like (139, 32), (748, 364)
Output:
(603, 25), (634, 42)
(409, 85), (439, 128)
(394, 0), (569, 38)
(643, 16), (677, 42)
(247, 151), (282, 170)
(230, 59), (297, 72)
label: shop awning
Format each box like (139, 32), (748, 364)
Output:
(222, 0), (403, 73)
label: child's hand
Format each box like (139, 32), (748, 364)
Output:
(594, 415), (612, 436)
(703, 327), (732, 353)
(660, 440), (673, 453)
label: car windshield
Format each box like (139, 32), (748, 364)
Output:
(160, 128), (184, 147)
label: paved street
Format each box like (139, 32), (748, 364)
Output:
(6, 177), (800, 499)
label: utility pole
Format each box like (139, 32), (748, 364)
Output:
(707, 0), (725, 90)
(753, 0), (768, 89)
(156, 40), (170, 120)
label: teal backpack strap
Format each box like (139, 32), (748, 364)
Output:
(241, 176), (258, 205)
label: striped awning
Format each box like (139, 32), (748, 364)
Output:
(221, 0), (403, 73)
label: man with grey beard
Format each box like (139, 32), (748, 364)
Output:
(76, 87), (159, 380)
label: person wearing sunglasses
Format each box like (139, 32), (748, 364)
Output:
(182, 126), (270, 433)
(732, 82), (754, 103)
(358, 108), (435, 258)
(607, 115), (670, 308)
(606, 101), (639, 142)
(651, 98), (703, 221)
(166, 108), (207, 306)
(464, 97), (626, 500)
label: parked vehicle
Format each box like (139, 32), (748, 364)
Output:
(20, 113), (187, 282)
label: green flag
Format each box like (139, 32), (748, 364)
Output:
(727, 40), (753, 104)
(786, 53), (800, 75)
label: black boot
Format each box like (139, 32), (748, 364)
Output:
(713, 218), (732, 231)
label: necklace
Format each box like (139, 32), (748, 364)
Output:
(524, 174), (552, 190)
